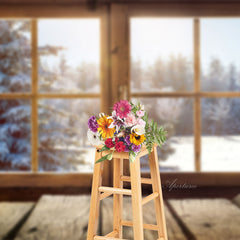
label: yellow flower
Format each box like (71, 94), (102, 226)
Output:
(97, 116), (115, 139)
(130, 132), (146, 145)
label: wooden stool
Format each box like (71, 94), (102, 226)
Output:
(87, 144), (168, 240)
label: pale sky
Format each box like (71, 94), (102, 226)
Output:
(131, 18), (240, 71)
(201, 18), (240, 71)
(38, 18), (240, 71)
(38, 19), (100, 67)
(131, 18), (193, 66)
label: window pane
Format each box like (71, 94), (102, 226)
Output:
(201, 19), (240, 91)
(38, 98), (100, 172)
(131, 18), (193, 92)
(0, 99), (31, 171)
(38, 19), (100, 93)
(202, 98), (240, 171)
(0, 20), (31, 93)
(132, 98), (194, 172)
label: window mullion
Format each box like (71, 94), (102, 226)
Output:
(31, 19), (39, 173)
(194, 18), (201, 172)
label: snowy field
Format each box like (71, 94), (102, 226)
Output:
(76, 147), (95, 172)
(79, 136), (240, 172)
(156, 136), (240, 172)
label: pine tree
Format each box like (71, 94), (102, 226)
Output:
(131, 59), (143, 91)
(76, 62), (99, 92)
(0, 20), (31, 170)
(228, 64), (240, 134)
(0, 20), (78, 171)
(38, 57), (101, 171)
(202, 58), (226, 91)
(166, 54), (192, 91)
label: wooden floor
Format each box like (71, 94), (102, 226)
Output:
(1, 194), (240, 240)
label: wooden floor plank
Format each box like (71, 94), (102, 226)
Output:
(101, 197), (186, 240)
(0, 202), (34, 239)
(15, 195), (92, 240)
(169, 199), (240, 240)
(233, 194), (240, 208)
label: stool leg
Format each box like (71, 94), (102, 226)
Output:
(149, 147), (168, 240)
(130, 156), (144, 240)
(113, 158), (123, 238)
(87, 150), (104, 240)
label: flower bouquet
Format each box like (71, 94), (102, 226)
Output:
(87, 100), (167, 163)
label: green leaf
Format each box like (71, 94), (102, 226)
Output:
(99, 145), (110, 152)
(106, 152), (113, 160)
(129, 151), (137, 163)
(95, 152), (113, 164)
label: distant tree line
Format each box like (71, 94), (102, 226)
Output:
(132, 56), (240, 136)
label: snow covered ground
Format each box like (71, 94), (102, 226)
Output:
(159, 136), (240, 172)
(201, 136), (240, 172)
(78, 136), (240, 172)
(76, 147), (95, 172)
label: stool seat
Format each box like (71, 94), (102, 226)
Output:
(87, 144), (168, 240)
(95, 143), (158, 159)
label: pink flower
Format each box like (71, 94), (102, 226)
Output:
(136, 110), (145, 117)
(125, 113), (137, 127)
(137, 118), (146, 127)
(113, 100), (131, 119)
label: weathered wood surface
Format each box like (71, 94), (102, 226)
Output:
(169, 199), (240, 240)
(15, 195), (92, 240)
(101, 197), (186, 240)
(0, 202), (34, 239)
(233, 194), (240, 208)
(2, 195), (240, 240)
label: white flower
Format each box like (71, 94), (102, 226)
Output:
(108, 110), (124, 131)
(99, 112), (105, 118)
(116, 131), (125, 137)
(131, 125), (145, 135)
(87, 129), (102, 146)
(109, 110), (117, 118)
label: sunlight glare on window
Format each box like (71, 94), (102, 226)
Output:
(201, 19), (240, 91)
(38, 19), (100, 93)
(131, 18), (193, 92)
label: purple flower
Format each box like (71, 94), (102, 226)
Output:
(125, 135), (131, 146)
(88, 116), (98, 132)
(124, 145), (130, 152)
(132, 144), (141, 153)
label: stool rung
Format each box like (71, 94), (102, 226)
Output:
(142, 192), (159, 205)
(99, 186), (132, 195)
(100, 192), (112, 200)
(105, 230), (117, 237)
(94, 236), (127, 240)
(120, 175), (152, 184)
(120, 220), (158, 231)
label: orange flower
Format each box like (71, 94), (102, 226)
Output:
(97, 116), (115, 139)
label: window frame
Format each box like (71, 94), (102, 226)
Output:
(105, 3), (240, 186)
(0, 3), (240, 187)
(127, 4), (240, 175)
(0, 5), (112, 187)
